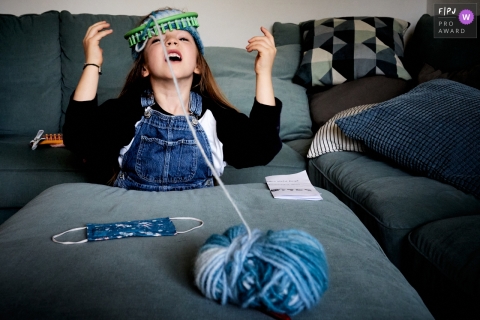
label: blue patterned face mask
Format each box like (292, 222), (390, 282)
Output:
(52, 217), (203, 245)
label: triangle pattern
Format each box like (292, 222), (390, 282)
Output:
(319, 37), (334, 52)
(314, 24), (333, 36)
(377, 49), (396, 64)
(331, 68), (347, 85)
(314, 29), (334, 48)
(333, 36), (347, 45)
(363, 36), (377, 45)
(354, 20), (375, 32)
(318, 18), (334, 28)
(374, 17), (388, 29)
(311, 48), (332, 62)
(334, 18), (347, 28)
(362, 17), (377, 28)
(354, 44), (376, 60)
(355, 30), (375, 43)
(318, 69), (332, 86)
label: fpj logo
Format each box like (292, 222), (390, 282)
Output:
(434, 3), (477, 38)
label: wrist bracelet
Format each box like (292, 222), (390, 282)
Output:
(83, 63), (102, 75)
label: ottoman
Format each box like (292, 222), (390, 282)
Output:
(0, 183), (432, 319)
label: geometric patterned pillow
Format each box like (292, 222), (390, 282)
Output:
(336, 79), (480, 198)
(294, 17), (411, 88)
(307, 104), (376, 158)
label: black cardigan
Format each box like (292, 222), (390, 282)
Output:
(63, 92), (283, 182)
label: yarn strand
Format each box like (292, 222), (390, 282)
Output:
(147, 16), (252, 238)
(138, 15), (328, 316)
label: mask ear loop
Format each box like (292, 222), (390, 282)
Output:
(171, 217), (204, 234)
(52, 227), (88, 245)
(148, 16), (252, 238)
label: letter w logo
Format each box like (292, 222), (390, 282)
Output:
(462, 13), (471, 21)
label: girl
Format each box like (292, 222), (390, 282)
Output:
(63, 8), (282, 192)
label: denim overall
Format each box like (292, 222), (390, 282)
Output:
(114, 92), (214, 191)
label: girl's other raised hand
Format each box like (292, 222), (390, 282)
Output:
(246, 26), (277, 76)
(73, 22), (112, 101)
(83, 21), (113, 66)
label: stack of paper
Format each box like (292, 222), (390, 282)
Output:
(265, 170), (323, 201)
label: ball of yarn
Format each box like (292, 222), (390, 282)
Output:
(194, 225), (329, 316)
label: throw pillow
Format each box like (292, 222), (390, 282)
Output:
(307, 104), (376, 158)
(309, 76), (407, 130)
(335, 79), (480, 198)
(295, 16), (411, 88)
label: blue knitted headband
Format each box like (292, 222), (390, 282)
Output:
(124, 9), (204, 60)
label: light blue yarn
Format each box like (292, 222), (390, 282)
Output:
(194, 225), (329, 316)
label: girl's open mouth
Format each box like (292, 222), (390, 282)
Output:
(167, 50), (182, 62)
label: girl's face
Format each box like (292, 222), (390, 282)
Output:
(142, 29), (200, 82)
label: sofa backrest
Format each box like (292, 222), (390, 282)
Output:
(59, 11), (141, 129)
(404, 14), (480, 80)
(0, 11), (62, 136)
(1, 11), (312, 142)
(205, 45), (312, 141)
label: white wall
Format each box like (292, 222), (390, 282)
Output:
(0, 0), (427, 47)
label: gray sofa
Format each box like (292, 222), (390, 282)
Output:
(306, 15), (480, 319)
(0, 11), (437, 319)
(0, 11), (311, 223)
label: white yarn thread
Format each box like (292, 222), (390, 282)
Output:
(142, 16), (252, 237)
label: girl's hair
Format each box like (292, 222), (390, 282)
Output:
(119, 8), (236, 111)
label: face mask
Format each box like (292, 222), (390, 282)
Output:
(52, 217), (203, 245)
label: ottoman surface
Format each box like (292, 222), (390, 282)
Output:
(0, 183), (432, 319)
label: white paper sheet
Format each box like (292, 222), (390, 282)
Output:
(265, 170), (323, 200)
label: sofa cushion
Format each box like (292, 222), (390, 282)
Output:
(308, 152), (480, 268)
(406, 215), (480, 319)
(308, 76), (407, 129)
(0, 137), (305, 213)
(336, 79), (480, 198)
(59, 11), (141, 127)
(0, 11), (62, 135)
(294, 16), (411, 88)
(0, 183), (432, 319)
(206, 45), (312, 141)
(0, 135), (88, 210)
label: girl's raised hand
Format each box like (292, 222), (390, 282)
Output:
(246, 27), (277, 76)
(83, 21), (113, 66)
(73, 22), (112, 101)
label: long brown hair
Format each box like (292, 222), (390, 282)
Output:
(119, 9), (236, 111)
